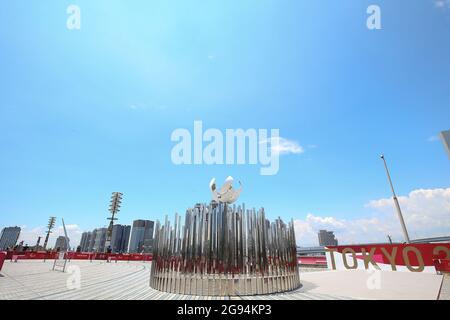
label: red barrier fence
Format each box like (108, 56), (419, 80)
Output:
(0, 252), (6, 271)
(4, 251), (153, 261)
(6, 250), (447, 273)
(297, 256), (327, 266)
(434, 259), (450, 273)
(2, 251), (322, 267)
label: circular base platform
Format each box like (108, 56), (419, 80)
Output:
(150, 272), (300, 295)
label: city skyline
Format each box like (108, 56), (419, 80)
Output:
(3, 184), (450, 248)
(1, 1), (450, 247)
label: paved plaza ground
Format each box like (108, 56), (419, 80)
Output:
(0, 260), (446, 300)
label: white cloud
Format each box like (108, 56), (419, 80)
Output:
(428, 135), (440, 142)
(294, 188), (450, 246)
(293, 219), (316, 245)
(128, 104), (166, 111)
(260, 137), (304, 155)
(16, 224), (83, 249)
(366, 188), (450, 235)
(435, 0), (450, 9)
(304, 214), (346, 229)
(128, 104), (145, 111)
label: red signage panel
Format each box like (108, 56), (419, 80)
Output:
(325, 243), (450, 273)
(0, 251), (6, 271)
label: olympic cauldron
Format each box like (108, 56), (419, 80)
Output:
(149, 177), (300, 296)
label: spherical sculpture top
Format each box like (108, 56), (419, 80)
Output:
(209, 176), (242, 204)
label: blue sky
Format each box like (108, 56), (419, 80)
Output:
(1, 1), (449, 246)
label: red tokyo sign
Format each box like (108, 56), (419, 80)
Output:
(325, 243), (450, 273)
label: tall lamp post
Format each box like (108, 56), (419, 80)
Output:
(380, 155), (410, 243)
(43, 216), (56, 250)
(62, 218), (70, 252)
(105, 192), (123, 253)
(35, 236), (42, 252)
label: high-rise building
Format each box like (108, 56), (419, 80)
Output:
(121, 225), (131, 252)
(111, 224), (131, 253)
(54, 236), (70, 252)
(142, 238), (154, 253)
(318, 230), (338, 246)
(93, 228), (107, 252)
(79, 231), (92, 252)
(88, 229), (97, 252)
(128, 220), (154, 253)
(0, 226), (21, 250)
(81, 227), (124, 253)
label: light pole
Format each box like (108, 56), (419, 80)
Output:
(35, 236), (41, 252)
(387, 235), (392, 244)
(380, 155), (410, 243)
(105, 192), (123, 253)
(43, 216), (56, 250)
(62, 218), (70, 252)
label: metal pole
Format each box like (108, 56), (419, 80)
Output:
(380, 155), (410, 243)
(62, 218), (70, 252)
(43, 217), (56, 250)
(35, 236), (41, 252)
(105, 192), (123, 253)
